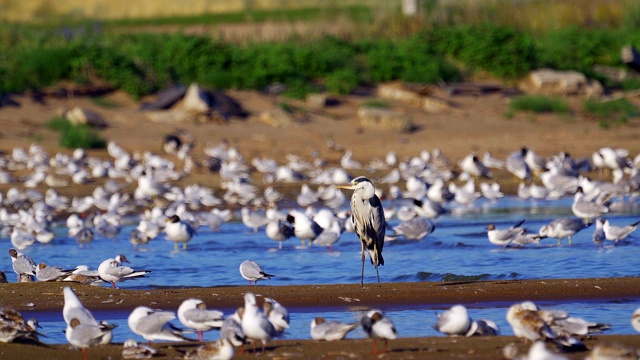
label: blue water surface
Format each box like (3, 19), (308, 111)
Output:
(3, 195), (640, 343)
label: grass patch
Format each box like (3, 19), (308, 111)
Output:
(46, 117), (106, 149)
(89, 96), (119, 108)
(509, 95), (570, 114)
(362, 99), (389, 108)
(584, 98), (637, 128)
(46, 117), (74, 132)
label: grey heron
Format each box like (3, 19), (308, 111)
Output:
(335, 176), (385, 287)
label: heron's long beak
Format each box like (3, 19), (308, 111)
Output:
(334, 184), (354, 189)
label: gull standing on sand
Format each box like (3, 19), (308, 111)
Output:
(434, 305), (471, 336)
(177, 298), (224, 342)
(335, 176), (386, 287)
(9, 248), (36, 282)
(239, 260), (274, 286)
(35, 262), (73, 282)
(98, 254), (150, 288)
(602, 219), (640, 243)
(310, 317), (360, 341)
(361, 309), (397, 354)
(128, 306), (193, 344)
(486, 220), (526, 249)
(241, 292), (276, 355)
(459, 153), (493, 179)
(66, 318), (118, 360)
(506, 148), (532, 181)
(164, 214), (195, 251)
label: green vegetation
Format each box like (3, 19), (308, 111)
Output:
(362, 99), (389, 108)
(2, 1), (640, 105)
(46, 117), (106, 149)
(89, 96), (119, 108)
(583, 98), (638, 128)
(509, 95), (570, 114)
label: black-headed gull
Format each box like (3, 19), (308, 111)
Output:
(361, 309), (397, 354)
(177, 298), (224, 342)
(66, 318), (117, 360)
(486, 220), (526, 249)
(239, 260), (274, 286)
(128, 306), (193, 344)
(434, 305), (471, 336)
(310, 317), (359, 341)
(241, 292), (276, 355)
(8, 248), (36, 282)
(263, 297), (289, 334)
(98, 254), (150, 289)
(164, 215), (195, 251)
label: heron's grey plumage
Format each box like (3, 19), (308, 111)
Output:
(337, 176), (385, 287)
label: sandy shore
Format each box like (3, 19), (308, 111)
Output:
(1, 84), (640, 358)
(1, 278), (639, 359)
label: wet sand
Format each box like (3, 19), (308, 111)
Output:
(1, 278), (639, 359)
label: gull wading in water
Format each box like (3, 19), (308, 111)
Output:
(239, 260), (274, 286)
(335, 176), (386, 287)
(434, 305), (472, 336)
(486, 220), (526, 250)
(310, 317), (360, 341)
(128, 306), (194, 344)
(177, 298), (224, 342)
(241, 292), (276, 355)
(164, 215), (195, 251)
(361, 309), (397, 354)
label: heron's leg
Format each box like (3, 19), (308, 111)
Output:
(375, 264), (381, 287)
(360, 241), (365, 287)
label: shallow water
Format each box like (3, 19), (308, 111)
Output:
(4, 196), (640, 343)
(23, 299), (640, 344)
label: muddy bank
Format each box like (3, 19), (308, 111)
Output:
(2, 277), (639, 312)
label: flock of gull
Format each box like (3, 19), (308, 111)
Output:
(1, 286), (639, 359)
(1, 137), (640, 358)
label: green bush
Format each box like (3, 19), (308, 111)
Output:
(325, 69), (359, 95)
(536, 27), (620, 77)
(509, 95), (570, 113)
(59, 125), (106, 149)
(429, 24), (536, 78)
(46, 117), (74, 132)
(4, 23), (640, 98)
(584, 98), (637, 119)
(46, 117), (106, 149)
